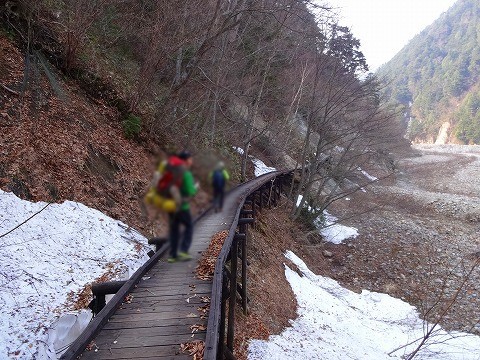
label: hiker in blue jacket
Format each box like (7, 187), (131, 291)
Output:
(209, 161), (230, 212)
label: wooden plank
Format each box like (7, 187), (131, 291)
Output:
(130, 290), (211, 300)
(102, 317), (204, 330)
(80, 344), (193, 359)
(108, 311), (206, 322)
(94, 324), (202, 339)
(134, 282), (211, 292)
(130, 289), (209, 299)
(135, 277), (207, 287)
(118, 296), (207, 308)
(92, 329), (205, 349)
(111, 303), (206, 316)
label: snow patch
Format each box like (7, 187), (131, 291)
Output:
(248, 251), (480, 360)
(317, 210), (358, 244)
(234, 147), (276, 177)
(0, 190), (151, 359)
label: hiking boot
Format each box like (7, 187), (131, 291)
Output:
(167, 257), (177, 263)
(178, 251), (192, 261)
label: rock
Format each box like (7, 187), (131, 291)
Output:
(322, 250), (334, 258)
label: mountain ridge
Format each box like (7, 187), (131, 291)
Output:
(378, 0), (480, 144)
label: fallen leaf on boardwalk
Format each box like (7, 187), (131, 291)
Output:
(190, 324), (207, 332)
(186, 313), (198, 318)
(85, 341), (98, 351)
(197, 304), (210, 319)
(200, 296), (210, 303)
(124, 294), (133, 303)
(180, 340), (205, 360)
(196, 231), (228, 280)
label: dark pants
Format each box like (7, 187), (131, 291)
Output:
(169, 209), (193, 258)
(213, 187), (225, 211)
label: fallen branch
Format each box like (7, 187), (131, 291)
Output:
(0, 202), (51, 240)
(1, 84), (19, 96)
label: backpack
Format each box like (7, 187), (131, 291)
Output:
(212, 169), (225, 189)
(157, 156), (185, 204)
(143, 156), (185, 213)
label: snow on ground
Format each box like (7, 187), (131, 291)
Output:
(296, 194), (358, 244)
(251, 158), (276, 177)
(358, 167), (378, 182)
(233, 147), (277, 177)
(248, 251), (480, 360)
(317, 210), (359, 244)
(0, 190), (151, 359)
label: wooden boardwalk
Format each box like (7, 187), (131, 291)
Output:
(77, 186), (247, 359)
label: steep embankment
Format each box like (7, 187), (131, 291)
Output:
(0, 35), (208, 237)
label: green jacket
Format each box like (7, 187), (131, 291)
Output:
(180, 170), (197, 210)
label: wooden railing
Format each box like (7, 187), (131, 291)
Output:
(204, 170), (291, 359)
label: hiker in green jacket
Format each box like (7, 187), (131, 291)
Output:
(168, 151), (198, 263)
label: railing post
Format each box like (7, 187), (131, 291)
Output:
(226, 236), (238, 353)
(274, 178), (280, 206)
(219, 270), (229, 360)
(236, 221), (248, 314)
(90, 281), (127, 315)
(251, 193), (256, 221)
(258, 188), (263, 211)
(240, 231), (248, 314)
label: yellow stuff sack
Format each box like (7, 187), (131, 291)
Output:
(144, 187), (177, 213)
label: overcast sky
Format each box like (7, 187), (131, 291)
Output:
(324, 0), (458, 71)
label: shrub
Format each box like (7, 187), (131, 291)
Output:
(122, 113), (141, 139)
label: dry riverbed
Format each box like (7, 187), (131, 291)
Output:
(329, 144), (480, 334)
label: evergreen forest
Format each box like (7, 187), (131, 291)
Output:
(378, 0), (480, 144)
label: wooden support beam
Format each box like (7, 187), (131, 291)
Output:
(90, 280), (127, 315)
(224, 346), (236, 360)
(236, 283), (250, 304)
(223, 267), (249, 302)
(238, 218), (254, 225)
(259, 189), (263, 210)
(148, 237), (168, 252)
(234, 233), (246, 242)
(91, 281), (127, 296)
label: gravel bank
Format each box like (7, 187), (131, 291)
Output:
(328, 145), (480, 335)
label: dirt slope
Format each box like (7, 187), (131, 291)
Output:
(0, 35), (214, 238)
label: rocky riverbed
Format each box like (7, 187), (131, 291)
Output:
(328, 144), (480, 335)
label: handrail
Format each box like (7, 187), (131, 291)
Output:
(204, 170), (292, 359)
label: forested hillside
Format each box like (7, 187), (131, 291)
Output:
(1, 0), (407, 223)
(378, 0), (480, 144)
